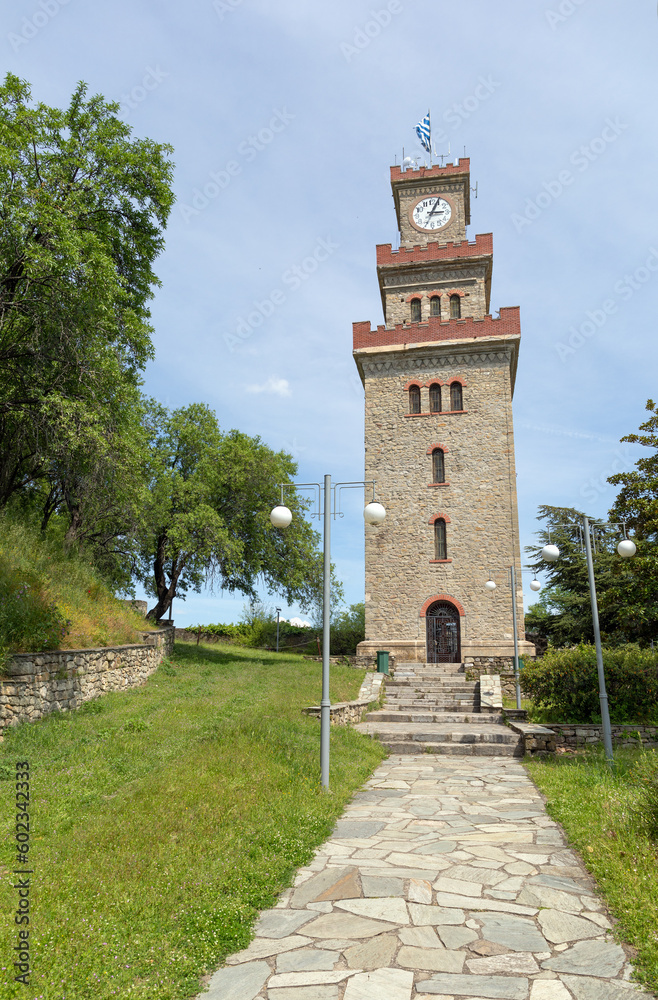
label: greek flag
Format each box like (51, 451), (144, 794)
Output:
(415, 111), (431, 153)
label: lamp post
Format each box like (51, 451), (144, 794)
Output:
(484, 565), (523, 710)
(270, 477), (385, 790)
(540, 515), (636, 768)
(275, 608), (281, 653)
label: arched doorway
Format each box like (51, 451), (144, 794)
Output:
(426, 601), (461, 663)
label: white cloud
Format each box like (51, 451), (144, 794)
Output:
(245, 376), (292, 398)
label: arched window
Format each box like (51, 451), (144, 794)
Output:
(450, 294), (461, 319)
(450, 382), (463, 411)
(432, 448), (445, 484)
(429, 383), (442, 413)
(430, 296), (441, 318)
(409, 385), (421, 414)
(434, 519), (447, 560)
(411, 298), (421, 322)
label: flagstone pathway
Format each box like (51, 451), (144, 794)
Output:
(199, 755), (653, 1000)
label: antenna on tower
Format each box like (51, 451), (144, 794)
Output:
(471, 182), (478, 199)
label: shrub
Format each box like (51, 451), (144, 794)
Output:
(331, 602), (365, 656)
(0, 569), (71, 667)
(521, 644), (658, 723)
(0, 512), (153, 655)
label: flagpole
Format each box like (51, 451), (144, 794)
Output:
(429, 110), (432, 167)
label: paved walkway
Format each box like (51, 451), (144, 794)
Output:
(201, 755), (652, 1000)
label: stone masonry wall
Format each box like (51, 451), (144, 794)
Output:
(545, 724), (658, 750)
(0, 626), (174, 732)
(383, 262), (489, 327)
(361, 342), (526, 654)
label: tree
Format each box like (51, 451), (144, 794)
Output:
(0, 74), (174, 506)
(524, 505), (637, 648)
(331, 602), (365, 656)
(605, 400), (658, 643)
(138, 402), (333, 620)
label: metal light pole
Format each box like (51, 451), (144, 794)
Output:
(270, 479), (385, 789)
(541, 515), (636, 769)
(485, 565), (522, 710)
(510, 564), (522, 710)
(320, 475), (332, 788)
(582, 515), (614, 766)
(275, 608), (281, 653)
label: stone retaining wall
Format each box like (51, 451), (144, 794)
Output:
(545, 723), (658, 749)
(175, 628), (230, 644)
(302, 673), (385, 726)
(0, 626), (175, 732)
(302, 699), (373, 726)
(508, 721), (557, 756)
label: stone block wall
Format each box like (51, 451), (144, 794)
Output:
(545, 724), (658, 750)
(360, 344), (528, 657)
(0, 626), (174, 732)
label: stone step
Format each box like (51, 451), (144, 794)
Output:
(354, 720), (523, 757)
(381, 741), (522, 757)
(367, 710), (502, 724)
(388, 686), (478, 692)
(386, 697), (480, 705)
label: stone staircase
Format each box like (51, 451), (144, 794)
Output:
(353, 661), (523, 757)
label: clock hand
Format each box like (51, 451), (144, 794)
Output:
(427, 198), (443, 219)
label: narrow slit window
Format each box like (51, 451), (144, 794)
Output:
(430, 296), (441, 318)
(434, 519), (447, 560)
(450, 294), (461, 319)
(411, 298), (421, 322)
(409, 385), (421, 414)
(429, 383), (442, 413)
(450, 383), (463, 411)
(432, 449), (445, 484)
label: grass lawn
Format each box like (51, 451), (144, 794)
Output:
(526, 747), (658, 994)
(0, 642), (387, 1000)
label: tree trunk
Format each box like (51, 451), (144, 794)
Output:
(147, 534), (183, 620)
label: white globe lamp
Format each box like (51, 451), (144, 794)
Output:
(530, 578), (542, 592)
(270, 505), (292, 528)
(541, 543), (560, 563)
(485, 579), (497, 592)
(617, 538), (636, 559)
(364, 501), (386, 525)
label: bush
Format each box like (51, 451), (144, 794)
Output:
(331, 602), (365, 656)
(521, 644), (658, 723)
(0, 569), (71, 667)
(0, 512), (153, 656)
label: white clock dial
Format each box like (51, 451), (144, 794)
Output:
(412, 196), (452, 231)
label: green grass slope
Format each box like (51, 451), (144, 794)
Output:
(0, 514), (153, 662)
(0, 642), (386, 1000)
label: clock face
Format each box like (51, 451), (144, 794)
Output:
(411, 195), (453, 232)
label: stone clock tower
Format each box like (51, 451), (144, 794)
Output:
(353, 158), (534, 669)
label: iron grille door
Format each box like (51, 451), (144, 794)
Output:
(426, 602), (461, 663)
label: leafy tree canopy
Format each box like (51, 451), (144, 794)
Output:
(0, 73), (174, 505)
(525, 505), (640, 648)
(138, 402), (332, 620)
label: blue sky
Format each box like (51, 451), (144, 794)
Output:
(7, 0), (657, 626)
